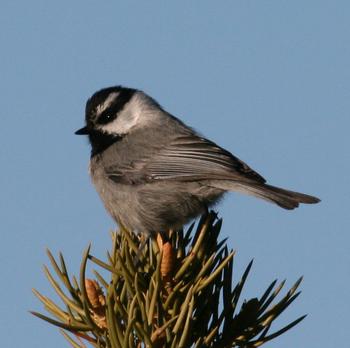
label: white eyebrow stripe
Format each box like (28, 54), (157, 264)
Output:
(96, 92), (119, 115)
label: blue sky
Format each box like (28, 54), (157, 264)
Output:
(1, 1), (349, 347)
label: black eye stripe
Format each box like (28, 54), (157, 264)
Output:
(98, 109), (116, 124)
(97, 89), (135, 125)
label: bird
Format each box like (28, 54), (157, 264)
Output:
(75, 86), (320, 235)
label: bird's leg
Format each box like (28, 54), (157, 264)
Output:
(133, 233), (150, 267)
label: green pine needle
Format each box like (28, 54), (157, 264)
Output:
(32, 211), (305, 347)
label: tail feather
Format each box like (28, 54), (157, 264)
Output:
(246, 183), (320, 210)
(211, 181), (320, 210)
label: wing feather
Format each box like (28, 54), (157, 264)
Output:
(107, 135), (266, 184)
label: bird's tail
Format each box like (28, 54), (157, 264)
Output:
(212, 181), (320, 210)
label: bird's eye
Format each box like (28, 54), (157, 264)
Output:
(98, 111), (114, 124)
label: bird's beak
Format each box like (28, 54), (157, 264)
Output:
(75, 126), (90, 135)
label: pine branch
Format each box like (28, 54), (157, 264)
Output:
(31, 211), (305, 347)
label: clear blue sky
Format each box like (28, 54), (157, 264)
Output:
(1, 1), (349, 347)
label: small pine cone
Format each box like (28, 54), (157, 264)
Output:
(85, 279), (107, 329)
(85, 279), (106, 309)
(160, 242), (175, 280)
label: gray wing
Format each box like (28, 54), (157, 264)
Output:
(106, 135), (266, 185)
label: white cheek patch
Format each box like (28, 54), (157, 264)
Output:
(98, 93), (155, 135)
(100, 107), (141, 135)
(96, 92), (119, 115)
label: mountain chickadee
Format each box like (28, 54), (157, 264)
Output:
(76, 86), (320, 234)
